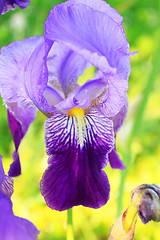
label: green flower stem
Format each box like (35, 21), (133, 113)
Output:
(67, 208), (74, 240)
(117, 36), (160, 217)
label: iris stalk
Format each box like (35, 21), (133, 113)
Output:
(67, 208), (74, 240)
(117, 34), (160, 217)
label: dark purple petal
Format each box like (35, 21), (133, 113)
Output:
(0, 192), (40, 240)
(7, 103), (36, 177)
(107, 95), (128, 169)
(47, 42), (88, 96)
(108, 148), (125, 170)
(7, 109), (24, 152)
(8, 150), (21, 177)
(0, 0), (16, 15)
(41, 109), (114, 210)
(0, 0), (30, 15)
(14, 0), (30, 9)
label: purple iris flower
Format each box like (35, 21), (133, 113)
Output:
(0, 155), (40, 239)
(0, 0), (30, 15)
(0, 0), (132, 211)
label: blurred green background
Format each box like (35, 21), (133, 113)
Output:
(0, 0), (160, 239)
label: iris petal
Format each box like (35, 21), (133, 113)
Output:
(0, 0), (30, 15)
(0, 192), (40, 240)
(41, 109), (114, 210)
(0, 155), (14, 198)
(0, 36), (42, 108)
(55, 78), (107, 110)
(0, 155), (5, 186)
(47, 42), (88, 96)
(108, 95), (128, 169)
(44, 1), (130, 76)
(108, 148), (125, 170)
(44, 0), (131, 115)
(98, 75), (129, 117)
(7, 103), (36, 177)
(66, 0), (123, 24)
(25, 39), (54, 114)
(43, 86), (64, 106)
(75, 78), (107, 103)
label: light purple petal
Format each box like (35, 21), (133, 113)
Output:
(110, 93), (129, 134)
(0, 37), (52, 176)
(44, 1), (131, 78)
(0, 36), (42, 108)
(0, 36), (53, 115)
(41, 108), (114, 210)
(73, 91), (90, 108)
(47, 42), (89, 96)
(55, 88), (90, 110)
(66, 0), (123, 24)
(44, 0), (132, 116)
(75, 78), (107, 103)
(43, 86), (64, 106)
(55, 78), (107, 110)
(25, 40), (54, 115)
(98, 75), (129, 117)
(0, 192), (40, 240)
(0, 155), (5, 186)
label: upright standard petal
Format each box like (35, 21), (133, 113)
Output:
(44, 0), (131, 76)
(41, 108), (114, 210)
(66, 0), (123, 24)
(44, 0), (131, 115)
(47, 42), (89, 96)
